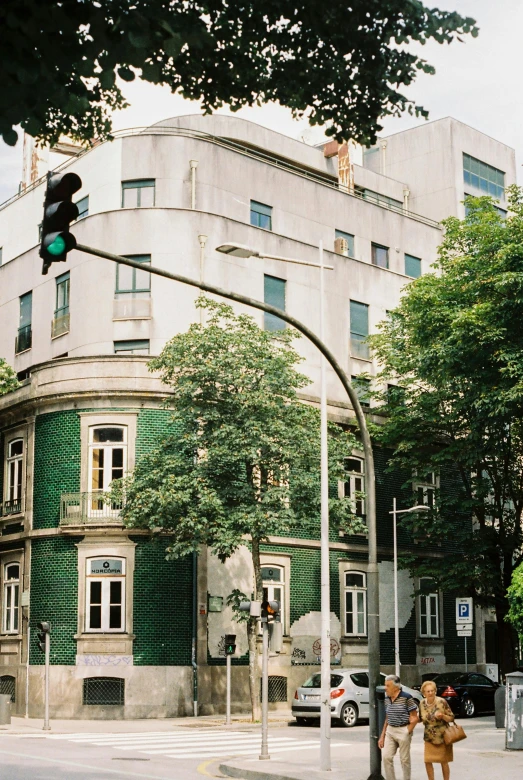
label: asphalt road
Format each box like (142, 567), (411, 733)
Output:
(0, 716), (502, 780)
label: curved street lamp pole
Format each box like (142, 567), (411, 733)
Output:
(76, 242), (382, 779)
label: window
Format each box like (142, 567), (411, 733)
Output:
(16, 292), (32, 353)
(5, 439), (23, 515)
(351, 376), (370, 408)
(371, 243), (389, 269)
(264, 275), (286, 331)
(464, 194), (507, 218)
(83, 677), (125, 705)
(115, 255), (151, 299)
(85, 557), (126, 632)
(55, 272), (70, 318)
(341, 457), (365, 516)
(121, 179), (155, 208)
(463, 154), (504, 199)
(350, 300), (370, 359)
(413, 471), (438, 507)
(89, 426), (127, 512)
(262, 565), (285, 632)
(0, 247), (2, 266)
(3, 563), (20, 634)
(419, 578), (439, 638)
(405, 254), (421, 278)
(250, 200), (272, 230)
(344, 571), (367, 636)
(335, 229), (355, 257)
(355, 186), (403, 212)
(76, 196), (89, 219)
(114, 340), (150, 355)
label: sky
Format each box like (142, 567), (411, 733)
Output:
(1, 0), (521, 204)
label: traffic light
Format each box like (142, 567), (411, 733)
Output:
(239, 600), (261, 618)
(36, 621), (51, 652)
(261, 600), (280, 622)
(40, 171), (82, 274)
(224, 634), (236, 656)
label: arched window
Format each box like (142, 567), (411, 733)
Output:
(262, 565), (285, 631)
(344, 571), (367, 636)
(3, 563), (20, 634)
(88, 427), (127, 513)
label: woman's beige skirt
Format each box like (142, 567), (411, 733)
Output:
(424, 740), (453, 763)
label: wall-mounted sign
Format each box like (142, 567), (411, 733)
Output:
(208, 595), (223, 613)
(89, 559), (124, 576)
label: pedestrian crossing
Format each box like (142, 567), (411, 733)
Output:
(36, 729), (344, 760)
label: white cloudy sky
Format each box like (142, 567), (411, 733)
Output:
(1, 0), (521, 203)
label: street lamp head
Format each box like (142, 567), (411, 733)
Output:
(407, 504), (430, 513)
(215, 243), (260, 258)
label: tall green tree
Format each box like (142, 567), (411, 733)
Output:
(0, 359), (19, 395)
(0, 1), (477, 147)
(370, 188), (523, 675)
(116, 298), (365, 719)
(507, 563), (523, 643)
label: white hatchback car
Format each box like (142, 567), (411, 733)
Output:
(292, 669), (422, 728)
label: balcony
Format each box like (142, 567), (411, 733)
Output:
(15, 325), (32, 354)
(60, 491), (124, 527)
(2, 499), (22, 517)
(52, 310), (70, 338)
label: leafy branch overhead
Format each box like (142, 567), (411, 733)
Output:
(0, 359), (20, 396)
(0, 0), (477, 146)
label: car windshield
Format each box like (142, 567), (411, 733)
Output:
(302, 674), (344, 689)
(434, 673), (466, 685)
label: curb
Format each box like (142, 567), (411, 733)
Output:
(220, 763), (305, 780)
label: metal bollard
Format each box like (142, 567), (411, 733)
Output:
(495, 685), (506, 729)
(0, 694), (11, 726)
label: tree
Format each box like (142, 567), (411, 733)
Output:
(507, 563), (523, 641)
(369, 188), (523, 675)
(0, 1), (477, 147)
(115, 297), (365, 719)
(0, 359), (19, 395)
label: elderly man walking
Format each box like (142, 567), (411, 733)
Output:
(378, 674), (419, 780)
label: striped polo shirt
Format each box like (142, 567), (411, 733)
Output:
(385, 688), (418, 727)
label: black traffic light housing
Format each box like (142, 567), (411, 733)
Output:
(261, 600), (280, 622)
(36, 620), (51, 652)
(224, 634), (236, 656)
(40, 171), (82, 274)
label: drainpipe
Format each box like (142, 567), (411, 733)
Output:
(192, 551), (198, 717)
(190, 160), (198, 210)
(403, 188), (410, 213)
(380, 140), (387, 174)
(198, 234), (208, 326)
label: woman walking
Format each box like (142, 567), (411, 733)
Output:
(419, 680), (455, 780)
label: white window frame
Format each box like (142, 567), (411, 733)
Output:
(85, 557), (126, 633)
(262, 564), (286, 633)
(413, 471), (439, 508)
(6, 439), (23, 509)
(419, 578), (440, 638)
(344, 570), (367, 637)
(80, 413), (137, 498)
(87, 425), (128, 518)
(2, 562), (20, 634)
(339, 455), (365, 516)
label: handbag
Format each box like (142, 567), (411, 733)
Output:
(443, 721), (467, 745)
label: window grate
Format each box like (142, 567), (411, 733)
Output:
(83, 677), (124, 706)
(260, 675), (287, 703)
(0, 675), (16, 703)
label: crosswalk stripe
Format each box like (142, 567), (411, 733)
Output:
(50, 730), (229, 742)
(116, 737), (295, 752)
(67, 732), (266, 746)
(158, 742), (346, 758)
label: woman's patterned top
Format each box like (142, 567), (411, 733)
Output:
(419, 696), (455, 744)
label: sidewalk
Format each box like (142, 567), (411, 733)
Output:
(220, 718), (523, 780)
(0, 711), (293, 736)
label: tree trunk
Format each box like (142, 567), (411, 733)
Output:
(248, 536), (263, 722)
(496, 598), (516, 678)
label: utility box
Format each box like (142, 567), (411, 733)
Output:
(376, 685), (386, 737)
(0, 694), (11, 726)
(505, 672), (523, 750)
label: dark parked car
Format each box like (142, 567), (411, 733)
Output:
(428, 672), (499, 717)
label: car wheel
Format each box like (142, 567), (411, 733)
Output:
(296, 717), (311, 726)
(461, 696), (475, 717)
(339, 702), (358, 728)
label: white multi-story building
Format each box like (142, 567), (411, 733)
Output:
(0, 115), (515, 718)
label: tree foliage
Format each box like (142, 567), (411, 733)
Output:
(0, 0), (477, 147)
(369, 188), (523, 673)
(507, 563), (523, 638)
(0, 359), (19, 395)
(116, 297), (365, 716)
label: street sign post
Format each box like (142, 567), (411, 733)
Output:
(456, 598), (473, 672)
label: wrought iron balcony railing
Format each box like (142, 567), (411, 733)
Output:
(15, 325), (32, 354)
(60, 491), (124, 526)
(2, 499), (22, 517)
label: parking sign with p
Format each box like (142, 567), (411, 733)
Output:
(455, 597), (473, 624)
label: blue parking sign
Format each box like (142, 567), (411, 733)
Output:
(456, 597), (473, 624)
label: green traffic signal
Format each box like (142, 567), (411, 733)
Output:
(47, 236), (66, 256)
